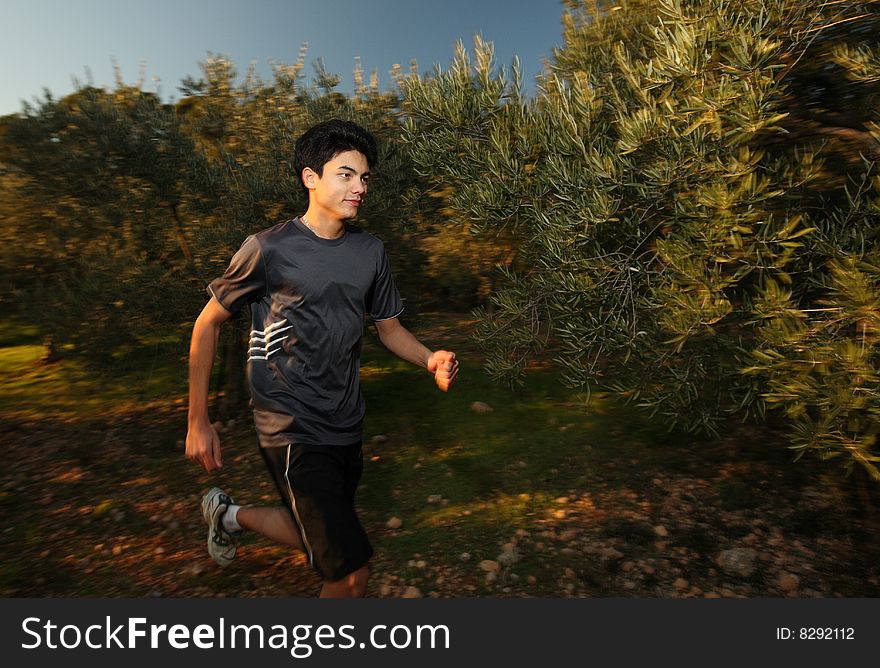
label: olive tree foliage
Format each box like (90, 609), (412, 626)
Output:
(0, 82), (203, 360)
(403, 0), (880, 479)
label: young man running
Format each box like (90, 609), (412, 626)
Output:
(185, 119), (458, 597)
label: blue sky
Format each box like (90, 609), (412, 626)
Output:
(0, 0), (567, 115)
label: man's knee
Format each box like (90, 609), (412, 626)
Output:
(321, 563), (370, 598)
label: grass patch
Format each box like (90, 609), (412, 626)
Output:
(0, 341), (186, 419)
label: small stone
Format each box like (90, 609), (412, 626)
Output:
(379, 584), (393, 596)
(371, 434), (388, 444)
(704, 591), (721, 599)
(402, 586), (422, 598)
(154, 547), (165, 555)
(564, 567), (577, 579)
(470, 401), (493, 414)
(654, 525), (669, 538)
(426, 495), (442, 504)
(716, 548), (758, 578)
(415, 560), (426, 569)
(600, 547), (624, 560)
(485, 572), (498, 583)
(674, 578), (689, 591)
(479, 560), (501, 573)
(460, 552), (472, 562)
(386, 516), (403, 530)
(778, 572), (800, 593)
(112, 545), (123, 556)
(623, 580), (638, 590)
(498, 548), (520, 566)
(527, 575), (537, 585)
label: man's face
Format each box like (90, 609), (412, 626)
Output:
(302, 150), (370, 221)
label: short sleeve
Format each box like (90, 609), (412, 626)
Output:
(207, 235), (267, 313)
(368, 246), (404, 321)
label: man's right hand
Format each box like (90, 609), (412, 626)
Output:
(185, 421), (223, 471)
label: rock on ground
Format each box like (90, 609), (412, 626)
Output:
(716, 548), (758, 578)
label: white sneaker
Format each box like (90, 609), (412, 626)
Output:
(201, 487), (240, 566)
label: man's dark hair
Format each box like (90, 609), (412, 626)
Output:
(293, 119), (378, 193)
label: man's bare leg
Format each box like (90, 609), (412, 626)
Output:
(237, 507), (368, 597)
(236, 506), (306, 551)
(320, 564), (370, 598)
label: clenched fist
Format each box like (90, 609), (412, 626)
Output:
(426, 350), (459, 392)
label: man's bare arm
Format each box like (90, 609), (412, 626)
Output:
(186, 296), (233, 471)
(374, 317), (459, 392)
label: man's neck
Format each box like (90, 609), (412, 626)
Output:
(301, 209), (345, 240)
(300, 207), (345, 239)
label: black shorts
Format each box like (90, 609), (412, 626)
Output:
(259, 442), (372, 582)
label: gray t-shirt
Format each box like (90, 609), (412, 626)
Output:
(208, 218), (404, 447)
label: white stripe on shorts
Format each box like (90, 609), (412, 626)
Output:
(283, 444), (314, 569)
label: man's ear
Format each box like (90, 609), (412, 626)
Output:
(301, 167), (317, 190)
